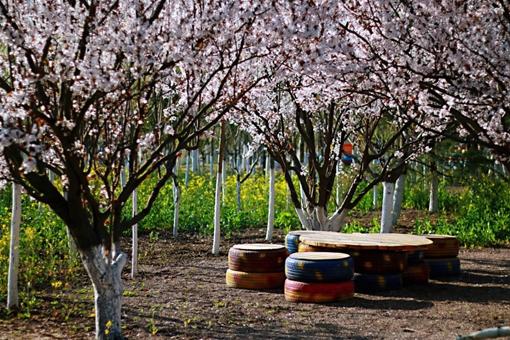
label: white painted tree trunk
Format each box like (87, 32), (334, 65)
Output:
(120, 163), (127, 188)
(7, 183), (21, 310)
(300, 184), (307, 208)
(380, 181), (395, 233)
(294, 207), (348, 232)
(174, 156), (181, 177)
(221, 160), (226, 204)
(265, 161), (275, 241)
(191, 149), (199, 173)
(173, 181), (180, 238)
(265, 155), (270, 177)
(212, 122), (226, 256)
(244, 154), (250, 174)
(372, 184), (378, 210)
(324, 209), (349, 232)
(336, 162), (341, 206)
(392, 174), (406, 226)
(131, 188), (138, 278)
(81, 246), (127, 340)
(429, 168), (439, 213)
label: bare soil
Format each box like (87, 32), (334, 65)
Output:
(1, 226), (509, 339)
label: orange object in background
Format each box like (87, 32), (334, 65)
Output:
(342, 143), (353, 155)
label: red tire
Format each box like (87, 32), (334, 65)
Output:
(284, 279), (354, 303)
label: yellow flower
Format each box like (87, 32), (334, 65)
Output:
(105, 320), (113, 335)
(25, 227), (36, 241)
(51, 281), (63, 289)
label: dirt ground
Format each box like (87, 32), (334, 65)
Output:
(1, 227), (509, 339)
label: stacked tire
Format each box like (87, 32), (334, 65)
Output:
(284, 252), (354, 303)
(403, 250), (429, 285)
(296, 242), (407, 293)
(351, 250), (407, 293)
(423, 235), (461, 278)
(226, 244), (287, 290)
(285, 231), (319, 254)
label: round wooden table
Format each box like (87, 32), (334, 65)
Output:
(299, 232), (433, 252)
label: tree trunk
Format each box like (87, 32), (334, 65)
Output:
(243, 146), (250, 173)
(63, 190), (78, 255)
(174, 155), (181, 177)
(184, 152), (190, 187)
(265, 154), (270, 177)
(429, 162), (439, 213)
(7, 183), (21, 310)
(294, 206), (348, 232)
(299, 184), (307, 208)
(336, 162), (341, 206)
(81, 246), (127, 340)
(212, 122), (226, 256)
(221, 159), (226, 204)
(191, 150), (199, 173)
(120, 162), (127, 188)
(131, 188), (138, 278)
(173, 179), (180, 238)
(380, 181), (395, 233)
(392, 174), (405, 226)
(265, 158), (275, 241)
(325, 209), (349, 232)
(209, 142), (214, 178)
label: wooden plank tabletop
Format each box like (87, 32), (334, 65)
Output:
(290, 252), (351, 261)
(233, 244), (285, 251)
(299, 232), (433, 251)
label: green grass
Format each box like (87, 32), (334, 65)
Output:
(0, 193), (80, 316)
(412, 176), (510, 247)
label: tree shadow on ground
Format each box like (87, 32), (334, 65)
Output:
(124, 305), (376, 340)
(462, 257), (510, 269)
(459, 270), (510, 285)
(339, 296), (433, 311)
(379, 279), (510, 304)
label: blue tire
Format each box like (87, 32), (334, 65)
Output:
(354, 273), (403, 293)
(285, 231), (317, 254)
(425, 257), (461, 278)
(285, 252), (354, 283)
(407, 251), (424, 265)
(285, 233), (301, 254)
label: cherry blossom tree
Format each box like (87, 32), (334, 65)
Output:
(343, 1), (510, 170)
(236, 77), (431, 231)
(0, 1), (280, 338)
(234, 0), (436, 231)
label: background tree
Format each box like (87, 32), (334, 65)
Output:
(344, 1), (510, 170)
(0, 1), (279, 337)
